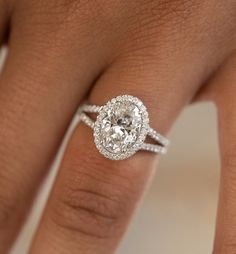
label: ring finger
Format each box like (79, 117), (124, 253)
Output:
(29, 42), (212, 253)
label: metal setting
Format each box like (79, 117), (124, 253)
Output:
(77, 95), (169, 160)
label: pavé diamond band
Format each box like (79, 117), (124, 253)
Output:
(77, 95), (170, 160)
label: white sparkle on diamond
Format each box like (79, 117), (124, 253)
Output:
(100, 101), (142, 154)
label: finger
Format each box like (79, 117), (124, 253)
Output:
(0, 1), (108, 252)
(206, 57), (236, 253)
(29, 65), (202, 254)
(30, 22), (222, 254)
(30, 1), (236, 252)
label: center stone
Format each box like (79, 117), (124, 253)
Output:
(100, 101), (142, 154)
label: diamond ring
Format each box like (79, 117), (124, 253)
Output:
(77, 95), (170, 160)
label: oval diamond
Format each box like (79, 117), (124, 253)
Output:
(94, 95), (149, 160)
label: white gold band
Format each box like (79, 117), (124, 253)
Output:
(77, 95), (170, 160)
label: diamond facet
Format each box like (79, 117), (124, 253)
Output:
(94, 95), (149, 160)
(100, 101), (142, 153)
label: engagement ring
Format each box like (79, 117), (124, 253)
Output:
(77, 95), (170, 160)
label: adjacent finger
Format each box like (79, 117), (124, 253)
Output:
(207, 57), (236, 254)
(0, 1), (108, 252)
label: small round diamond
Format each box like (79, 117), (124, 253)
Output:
(94, 95), (149, 160)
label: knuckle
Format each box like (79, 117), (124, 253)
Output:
(15, 0), (96, 42)
(136, 0), (202, 27)
(50, 148), (139, 239)
(51, 186), (127, 239)
(112, 0), (209, 60)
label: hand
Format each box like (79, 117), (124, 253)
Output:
(0, 0), (236, 253)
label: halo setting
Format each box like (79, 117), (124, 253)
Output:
(78, 95), (169, 160)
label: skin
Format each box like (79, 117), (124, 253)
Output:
(0, 0), (235, 253)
